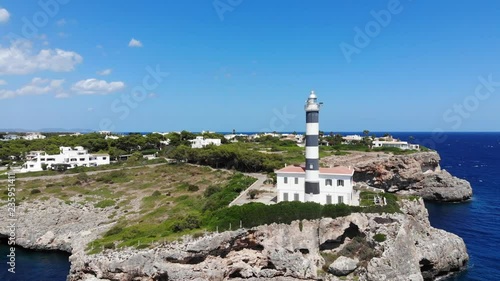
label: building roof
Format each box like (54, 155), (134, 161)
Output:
(276, 165), (354, 175)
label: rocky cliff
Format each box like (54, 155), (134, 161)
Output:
(322, 151), (472, 202)
(0, 198), (468, 281)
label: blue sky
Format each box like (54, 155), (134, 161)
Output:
(1, 0), (500, 132)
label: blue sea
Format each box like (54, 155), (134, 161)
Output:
(1, 132), (499, 281)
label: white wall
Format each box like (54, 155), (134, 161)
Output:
(276, 173), (354, 205)
(20, 147), (110, 173)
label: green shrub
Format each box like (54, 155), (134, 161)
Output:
(151, 190), (161, 197)
(187, 184), (199, 192)
(204, 185), (221, 197)
(248, 189), (259, 199)
(171, 214), (201, 232)
(30, 189), (41, 194)
(77, 172), (90, 183)
(373, 233), (386, 242)
(105, 225), (124, 237)
(95, 199), (115, 208)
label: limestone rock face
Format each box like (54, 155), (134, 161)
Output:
(63, 199), (466, 281)
(0, 198), (469, 281)
(0, 198), (117, 253)
(322, 151), (472, 202)
(328, 256), (359, 276)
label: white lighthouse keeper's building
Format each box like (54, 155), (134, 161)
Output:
(275, 91), (355, 205)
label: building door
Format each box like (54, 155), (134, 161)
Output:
(326, 195), (332, 204)
(283, 193), (288, 202)
(338, 196), (344, 204)
(294, 193), (299, 201)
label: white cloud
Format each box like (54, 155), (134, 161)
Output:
(56, 19), (67, 26)
(0, 79), (7, 85)
(87, 107), (94, 112)
(97, 68), (112, 76)
(72, 79), (125, 95)
(0, 40), (83, 75)
(128, 38), (143, 48)
(0, 8), (10, 23)
(0, 77), (67, 99)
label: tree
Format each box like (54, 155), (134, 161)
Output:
(363, 130), (370, 137)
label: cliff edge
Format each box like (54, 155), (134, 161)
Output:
(322, 151), (472, 202)
(0, 198), (468, 281)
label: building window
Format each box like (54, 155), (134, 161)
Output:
(103, 157), (107, 160)
(325, 179), (333, 186)
(338, 196), (344, 204)
(337, 180), (344, 187)
(294, 177), (298, 184)
(71, 158), (77, 162)
(294, 193), (299, 201)
(40, 158), (46, 161)
(284, 177), (288, 184)
(326, 195), (332, 204)
(79, 158), (85, 161)
(283, 193), (289, 202)
(29, 165), (34, 168)
(47, 158), (55, 161)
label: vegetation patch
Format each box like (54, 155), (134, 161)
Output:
(94, 199), (116, 208)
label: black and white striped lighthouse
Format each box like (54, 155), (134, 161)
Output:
(304, 91), (321, 199)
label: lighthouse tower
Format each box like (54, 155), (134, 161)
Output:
(304, 91), (321, 201)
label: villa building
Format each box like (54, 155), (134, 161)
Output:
(189, 136), (222, 148)
(20, 146), (110, 173)
(22, 133), (46, 140)
(372, 139), (419, 150)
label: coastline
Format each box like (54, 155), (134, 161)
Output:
(0, 150), (473, 280)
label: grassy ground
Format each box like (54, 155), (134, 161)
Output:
(0, 163), (256, 253)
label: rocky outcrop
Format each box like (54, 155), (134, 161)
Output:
(0, 198), (117, 254)
(322, 151), (472, 202)
(60, 199), (467, 281)
(329, 257), (359, 276)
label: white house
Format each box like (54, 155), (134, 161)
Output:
(189, 136), (222, 149)
(372, 139), (419, 150)
(276, 165), (355, 205)
(23, 133), (46, 140)
(342, 135), (363, 144)
(20, 146), (110, 173)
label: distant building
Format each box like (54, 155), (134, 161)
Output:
(189, 136), (221, 149)
(275, 91), (355, 206)
(1, 134), (20, 141)
(342, 135), (363, 143)
(22, 133), (46, 140)
(20, 146), (110, 173)
(372, 139), (419, 150)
